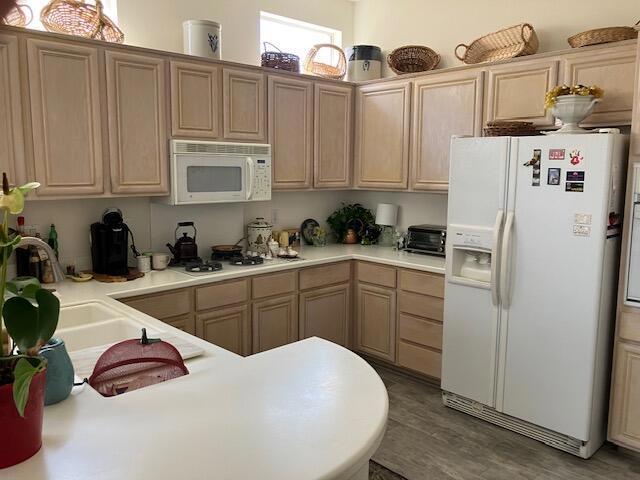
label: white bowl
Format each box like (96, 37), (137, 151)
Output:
(550, 95), (599, 134)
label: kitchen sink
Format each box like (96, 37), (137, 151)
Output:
(57, 301), (127, 330)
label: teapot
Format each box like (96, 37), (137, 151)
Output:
(166, 222), (198, 263)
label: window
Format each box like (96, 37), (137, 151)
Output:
(260, 11), (342, 66)
(15, 0), (118, 32)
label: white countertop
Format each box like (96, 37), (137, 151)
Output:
(5, 246), (442, 479)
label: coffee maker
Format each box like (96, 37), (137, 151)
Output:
(90, 208), (136, 275)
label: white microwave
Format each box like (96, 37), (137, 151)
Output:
(162, 140), (271, 205)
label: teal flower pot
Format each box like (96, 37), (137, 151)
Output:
(40, 338), (74, 406)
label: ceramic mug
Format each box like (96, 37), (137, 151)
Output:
(152, 253), (170, 270)
(137, 255), (151, 273)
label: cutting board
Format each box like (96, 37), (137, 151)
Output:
(69, 334), (204, 380)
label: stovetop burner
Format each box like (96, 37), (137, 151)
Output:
(184, 260), (223, 273)
(228, 255), (264, 266)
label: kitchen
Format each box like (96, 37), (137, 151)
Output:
(1, 1), (640, 479)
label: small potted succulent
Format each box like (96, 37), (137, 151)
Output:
(0, 174), (61, 469)
(545, 84), (604, 134)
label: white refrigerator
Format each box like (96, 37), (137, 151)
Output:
(442, 133), (628, 458)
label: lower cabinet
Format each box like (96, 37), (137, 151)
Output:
(299, 283), (350, 347)
(609, 339), (640, 450)
(164, 314), (196, 335)
(355, 282), (397, 362)
(252, 294), (298, 353)
(196, 305), (250, 356)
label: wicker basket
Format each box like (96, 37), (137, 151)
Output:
(41, 0), (124, 43)
(1, 3), (32, 27)
(484, 121), (539, 137)
(568, 22), (639, 48)
(387, 45), (440, 75)
(303, 44), (347, 80)
(261, 42), (300, 72)
(455, 23), (539, 64)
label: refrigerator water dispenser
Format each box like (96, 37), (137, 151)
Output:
(447, 225), (496, 288)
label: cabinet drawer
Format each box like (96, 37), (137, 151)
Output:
(299, 262), (351, 290)
(124, 289), (192, 320)
(398, 341), (442, 379)
(398, 314), (442, 350)
(398, 291), (443, 321)
(196, 279), (249, 311)
(619, 310), (640, 344)
(357, 262), (396, 288)
(399, 269), (444, 298)
(252, 271), (296, 299)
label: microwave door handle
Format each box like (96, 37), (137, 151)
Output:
(246, 157), (254, 200)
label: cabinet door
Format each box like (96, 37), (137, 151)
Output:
(252, 294), (298, 353)
(411, 70), (483, 191)
(355, 81), (411, 189)
(223, 68), (266, 141)
(486, 59), (559, 127)
(609, 341), (640, 450)
(314, 83), (352, 188)
(268, 76), (313, 189)
(299, 283), (350, 347)
(196, 305), (250, 356)
(563, 45), (636, 126)
(170, 60), (220, 138)
(164, 314), (196, 336)
(355, 282), (396, 362)
(106, 51), (169, 194)
(26, 38), (104, 196)
(0, 34), (25, 185)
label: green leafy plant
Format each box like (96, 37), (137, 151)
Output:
(327, 203), (375, 243)
(0, 173), (59, 416)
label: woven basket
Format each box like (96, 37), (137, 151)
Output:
(41, 0), (124, 43)
(456, 23), (539, 64)
(1, 3), (32, 27)
(484, 121), (539, 137)
(261, 42), (300, 72)
(303, 44), (347, 80)
(387, 45), (440, 75)
(568, 22), (639, 48)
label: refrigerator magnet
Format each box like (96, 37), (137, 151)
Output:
(570, 149), (583, 165)
(573, 225), (591, 237)
(565, 182), (584, 192)
(567, 171), (585, 181)
(547, 168), (561, 185)
(530, 149), (542, 186)
(549, 149), (565, 160)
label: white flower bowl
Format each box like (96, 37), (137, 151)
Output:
(550, 94), (600, 134)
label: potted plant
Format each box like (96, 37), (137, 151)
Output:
(545, 84), (604, 134)
(0, 174), (60, 469)
(327, 203), (376, 244)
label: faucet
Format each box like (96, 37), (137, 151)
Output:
(17, 237), (66, 283)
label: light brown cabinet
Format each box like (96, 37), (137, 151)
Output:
(252, 294), (298, 353)
(121, 288), (195, 335)
(26, 38), (104, 196)
(562, 45), (637, 126)
(196, 305), (250, 356)
(299, 283), (350, 347)
(314, 83), (352, 188)
(170, 60), (220, 138)
(223, 68), (266, 141)
(486, 59), (559, 127)
(609, 340), (640, 450)
(355, 81), (411, 189)
(0, 33), (24, 185)
(410, 70), (483, 191)
(355, 282), (397, 362)
(268, 76), (313, 189)
(105, 50), (169, 195)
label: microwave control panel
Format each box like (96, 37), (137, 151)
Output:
(251, 158), (272, 201)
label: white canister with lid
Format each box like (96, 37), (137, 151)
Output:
(247, 218), (273, 255)
(346, 45), (382, 82)
(183, 20), (221, 59)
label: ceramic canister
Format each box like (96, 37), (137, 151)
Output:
(247, 218), (273, 255)
(346, 45), (382, 81)
(183, 20), (221, 59)
(39, 337), (74, 406)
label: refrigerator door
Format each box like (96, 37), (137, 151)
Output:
(498, 134), (615, 440)
(442, 137), (509, 407)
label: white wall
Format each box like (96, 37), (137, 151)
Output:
(353, 0), (640, 73)
(117, 0), (354, 65)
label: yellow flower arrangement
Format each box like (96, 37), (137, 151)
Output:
(544, 84), (604, 110)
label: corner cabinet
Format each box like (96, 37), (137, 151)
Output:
(26, 38), (104, 196)
(314, 83), (353, 189)
(355, 81), (411, 189)
(222, 68), (266, 141)
(105, 50), (169, 195)
(410, 70), (483, 191)
(268, 76), (313, 189)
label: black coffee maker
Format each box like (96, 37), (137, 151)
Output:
(90, 208), (137, 275)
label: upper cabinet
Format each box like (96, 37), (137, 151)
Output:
(562, 44), (637, 126)
(486, 59), (559, 127)
(170, 60), (221, 139)
(355, 81), (411, 189)
(26, 38), (104, 196)
(314, 83), (353, 189)
(105, 50), (169, 195)
(268, 76), (313, 189)
(223, 68), (266, 141)
(410, 70), (483, 191)
(0, 34), (25, 185)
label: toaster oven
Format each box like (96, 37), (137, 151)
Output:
(405, 225), (446, 256)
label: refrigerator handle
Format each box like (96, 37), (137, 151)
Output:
(491, 209), (505, 306)
(500, 211), (515, 308)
